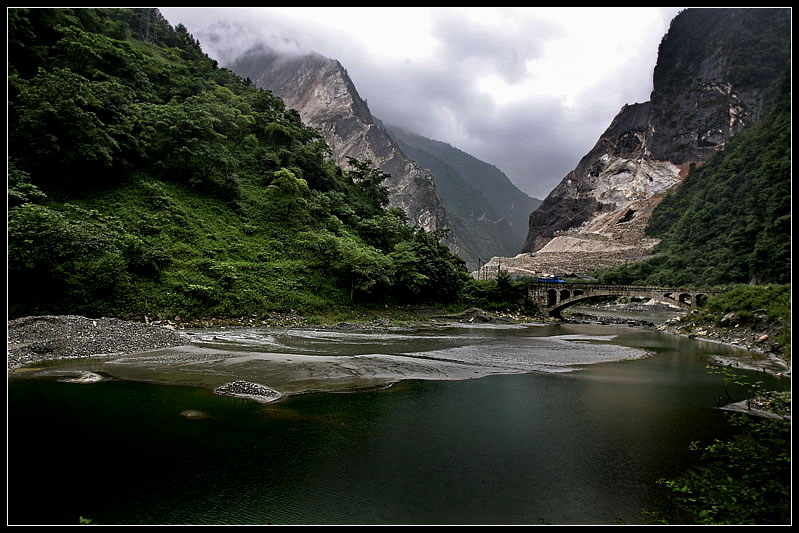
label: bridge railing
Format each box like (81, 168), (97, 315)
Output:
(527, 282), (714, 294)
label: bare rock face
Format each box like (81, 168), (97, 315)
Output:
(519, 8), (791, 266)
(232, 48), (457, 249)
(647, 8), (790, 165)
(521, 102), (682, 254)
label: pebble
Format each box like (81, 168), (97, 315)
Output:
(7, 315), (190, 372)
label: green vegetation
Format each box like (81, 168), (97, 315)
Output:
(650, 415), (790, 524)
(597, 75), (791, 287)
(7, 10), (792, 527)
(7, 8), (471, 320)
(459, 271), (531, 312)
(642, 286), (791, 525)
(602, 38), (792, 523)
(675, 284), (791, 361)
(703, 285), (790, 326)
(647, 369), (790, 525)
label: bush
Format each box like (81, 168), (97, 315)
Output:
(649, 413), (790, 524)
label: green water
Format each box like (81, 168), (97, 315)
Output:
(7, 322), (788, 525)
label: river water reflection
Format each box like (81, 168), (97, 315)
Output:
(7, 320), (789, 525)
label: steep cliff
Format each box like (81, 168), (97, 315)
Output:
(648, 8), (791, 165)
(231, 47), (458, 251)
(518, 8), (791, 267)
(521, 101), (682, 254)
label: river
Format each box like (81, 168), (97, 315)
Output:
(6, 315), (789, 525)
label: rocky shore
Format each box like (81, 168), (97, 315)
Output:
(562, 302), (790, 378)
(6, 309), (523, 373)
(7, 315), (190, 372)
(8, 308), (789, 382)
(656, 314), (790, 377)
(564, 311), (656, 329)
(7, 311), (790, 421)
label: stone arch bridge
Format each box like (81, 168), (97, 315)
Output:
(527, 282), (714, 318)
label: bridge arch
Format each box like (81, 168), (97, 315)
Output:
(547, 294), (626, 318)
(547, 288), (557, 306)
(527, 283), (713, 318)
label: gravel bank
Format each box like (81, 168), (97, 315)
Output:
(7, 315), (190, 373)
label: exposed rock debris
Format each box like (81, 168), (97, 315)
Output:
(213, 381), (283, 403)
(432, 307), (516, 324)
(656, 314), (790, 376)
(7, 315), (189, 372)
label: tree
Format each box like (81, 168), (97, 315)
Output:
(336, 235), (394, 301)
(265, 168), (310, 224)
(11, 68), (137, 192)
(345, 157), (391, 216)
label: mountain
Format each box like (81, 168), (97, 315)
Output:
(226, 44), (543, 270)
(229, 47), (461, 254)
(385, 125), (541, 265)
(599, 76), (791, 286)
(7, 8), (470, 318)
(492, 8), (791, 282)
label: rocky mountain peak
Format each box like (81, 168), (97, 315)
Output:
(506, 8), (791, 279)
(231, 46), (457, 246)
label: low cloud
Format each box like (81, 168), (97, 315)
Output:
(161, 7), (679, 200)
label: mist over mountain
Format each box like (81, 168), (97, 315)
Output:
(228, 42), (543, 269)
(161, 8), (679, 203)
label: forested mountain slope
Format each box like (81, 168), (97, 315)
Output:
(7, 8), (469, 319)
(225, 40), (541, 269)
(229, 48), (457, 255)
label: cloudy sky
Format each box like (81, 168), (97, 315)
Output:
(160, 7), (682, 200)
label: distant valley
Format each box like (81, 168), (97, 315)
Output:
(7, 8), (790, 323)
(227, 45), (540, 269)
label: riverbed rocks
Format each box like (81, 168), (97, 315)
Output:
(326, 318), (394, 331)
(658, 315), (785, 356)
(564, 311), (655, 329)
(7, 315), (190, 372)
(657, 313), (790, 377)
(167, 310), (309, 329)
(433, 307), (517, 324)
(720, 391), (791, 421)
(213, 381), (283, 403)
